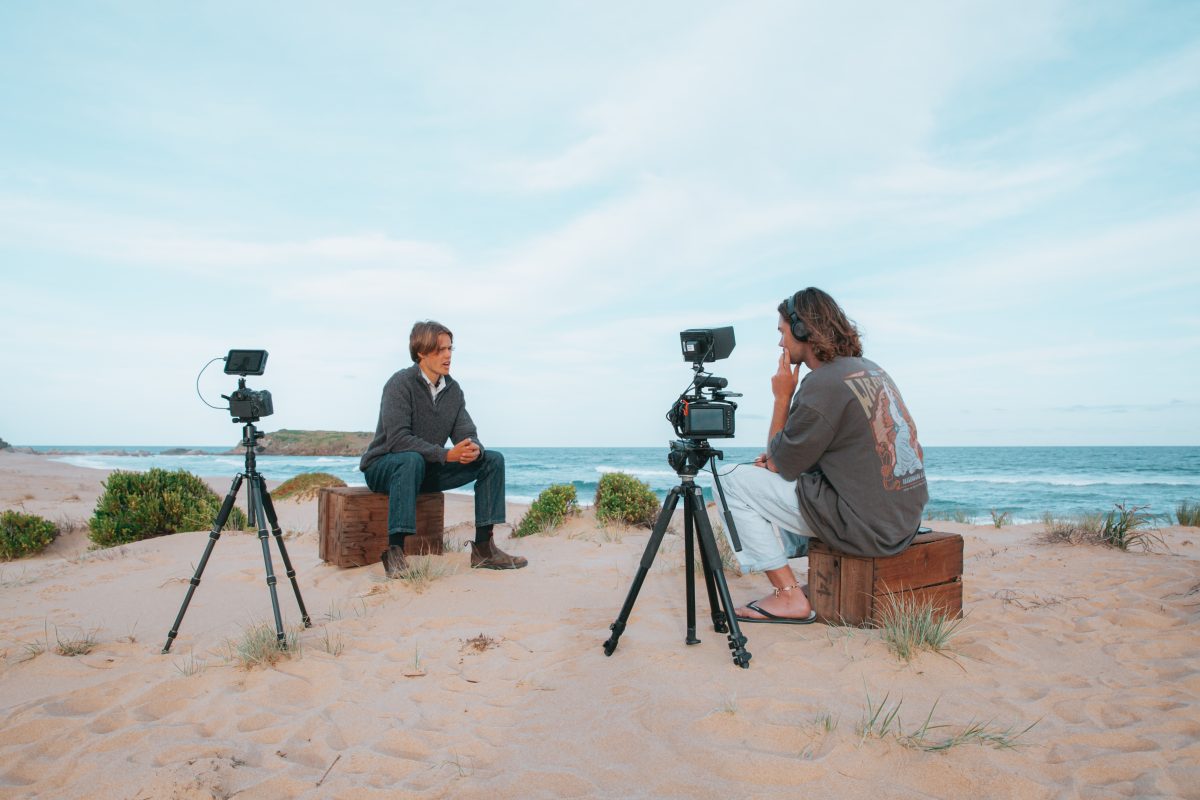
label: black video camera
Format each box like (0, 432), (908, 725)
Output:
(222, 349), (274, 422)
(667, 327), (739, 439)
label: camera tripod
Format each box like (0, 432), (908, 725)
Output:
(161, 421), (312, 653)
(603, 440), (751, 668)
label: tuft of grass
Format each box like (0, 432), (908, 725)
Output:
(174, 650), (207, 676)
(1038, 511), (1100, 545)
(875, 590), (962, 663)
(859, 689), (1037, 751)
(1176, 500), (1200, 527)
(394, 555), (455, 593)
(717, 693), (738, 715)
(1041, 504), (1162, 551)
(857, 689), (905, 741)
(20, 638), (47, 662)
(317, 626), (344, 657)
(227, 621), (300, 669)
(989, 509), (1012, 528)
(513, 484), (580, 537)
(273, 472), (346, 501)
(404, 642), (426, 677)
(1098, 503), (1161, 551)
(812, 711), (838, 733)
(461, 633), (499, 654)
(54, 625), (99, 657)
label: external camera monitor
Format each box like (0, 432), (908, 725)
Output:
(224, 349), (269, 376)
(679, 327), (735, 363)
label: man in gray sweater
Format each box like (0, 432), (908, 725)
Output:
(716, 288), (927, 624)
(360, 320), (527, 576)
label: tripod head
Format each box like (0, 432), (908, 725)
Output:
(667, 439), (723, 478)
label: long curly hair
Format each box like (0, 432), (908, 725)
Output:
(778, 288), (863, 363)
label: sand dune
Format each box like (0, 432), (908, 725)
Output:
(1, 451), (1197, 799)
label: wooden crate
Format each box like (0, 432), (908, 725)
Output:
(807, 531), (963, 626)
(318, 487), (444, 567)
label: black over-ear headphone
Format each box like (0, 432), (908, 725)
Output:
(784, 292), (810, 342)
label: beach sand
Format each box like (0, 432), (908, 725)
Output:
(1, 450), (1197, 799)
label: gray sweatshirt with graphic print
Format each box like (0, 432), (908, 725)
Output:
(768, 357), (928, 557)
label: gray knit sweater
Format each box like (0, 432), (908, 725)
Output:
(359, 364), (482, 471)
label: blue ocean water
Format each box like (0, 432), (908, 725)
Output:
(38, 445), (1200, 524)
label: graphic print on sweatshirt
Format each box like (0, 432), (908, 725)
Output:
(844, 369), (926, 492)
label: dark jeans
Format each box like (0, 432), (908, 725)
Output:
(363, 450), (506, 545)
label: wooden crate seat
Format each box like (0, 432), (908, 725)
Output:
(807, 531), (963, 627)
(318, 487), (444, 568)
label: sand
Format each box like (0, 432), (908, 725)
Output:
(0, 450), (1197, 799)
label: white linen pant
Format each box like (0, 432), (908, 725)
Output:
(714, 464), (812, 573)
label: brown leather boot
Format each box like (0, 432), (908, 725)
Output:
(381, 545), (409, 578)
(470, 538), (528, 570)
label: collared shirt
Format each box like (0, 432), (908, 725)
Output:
(420, 369), (447, 403)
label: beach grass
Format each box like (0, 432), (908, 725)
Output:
(227, 621), (301, 669)
(859, 690), (1037, 751)
(394, 555), (455, 593)
(1176, 500), (1200, 527)
(316, 626), (344, 657)
(989, 509), (1012, 528)
(54, 625), (99, 657)
(1097, 503), (1162, 551)
(875, 590), (962, 662)
(1038, 506), (1161, 550)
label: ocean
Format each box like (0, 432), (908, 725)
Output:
(36, 445), (1200, 525)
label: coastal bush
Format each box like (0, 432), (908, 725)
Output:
(514, 483), (579, 537)
(89, 468), (249, 547)
(1176, 500), (1200, 527)
(0, 510), (58, 559)
(273, 472), (346, 501)
(594, 472), (660, 528)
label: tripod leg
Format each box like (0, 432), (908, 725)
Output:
(162, 475), (243, 654)
(257, 477), (312, 628)
(691, 498), (725, 633)
(683, 492), (699, 645)
(603, 486), (682, 657)
(688, 485), (751, 668)
(248, 477), (288, 648)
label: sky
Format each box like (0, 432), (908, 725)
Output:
(1, 1), (1198, 449)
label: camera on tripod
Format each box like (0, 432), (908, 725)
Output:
(222, 349), (274, 423)
(667, 327), (740, 439)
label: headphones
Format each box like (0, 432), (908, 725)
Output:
(783, 291), (810, 342)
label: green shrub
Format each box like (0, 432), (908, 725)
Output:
(89, 468), (249, 548)
(0, 510), (58, 559)
(273, 472), (347, 501)
(594, 472), (660, 528)
(1176, 500), (1200, 527)
(514, 483), (580, 537)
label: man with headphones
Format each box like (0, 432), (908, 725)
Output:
(360, 320), (527, 576)
(717, 288), (928, 624)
